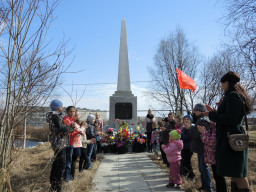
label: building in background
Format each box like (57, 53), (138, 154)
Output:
(26, 107), (107, 128)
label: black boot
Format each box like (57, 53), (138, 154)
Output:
(231, 182), (238, 192)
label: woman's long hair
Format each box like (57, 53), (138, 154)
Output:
(233, 84), (253, 114)
(221, 71), (253, 114)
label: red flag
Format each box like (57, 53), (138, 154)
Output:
(176, 68), (197, 93)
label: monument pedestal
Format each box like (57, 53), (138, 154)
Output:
(109, 91), (137, 128)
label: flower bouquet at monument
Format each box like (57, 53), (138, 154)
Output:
(101, 132), (114, 153)
(114, 119), (130, 132)
(114, 129), (130, 154)
(107, 128), (114, 135)
(132, 131), (146, 153)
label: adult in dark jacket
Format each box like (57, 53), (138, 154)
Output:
(180, 115), (195, 180)
(167, 112), (176, 131)
(86, 114), (96, 169)
(159, 117), (170, 167)
(191, 103), (212, 192)
(46, 99), (73, 192)
(144, 109), (155, 153)
(203, 71), (252, 192)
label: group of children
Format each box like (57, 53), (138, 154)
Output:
(47, 98), (225, 192)
(149, 104), (226, 192)
(46, 99), (103, 192)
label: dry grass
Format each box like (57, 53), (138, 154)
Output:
(249, 130), (256, 147)
(9, 143), (103, 192)
(149, 131), (256, 192)
(62, 157), (103, 192)
(8, 131), (256, 191)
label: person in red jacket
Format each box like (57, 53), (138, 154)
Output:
(62, 106), (76, 182)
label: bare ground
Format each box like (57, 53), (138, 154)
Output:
(149, 131), (256, 192)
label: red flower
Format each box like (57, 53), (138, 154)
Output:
(114, 118), (117, 121)
(132, 123), (134, 126)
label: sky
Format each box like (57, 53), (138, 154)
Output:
(47, 0), (226, 113)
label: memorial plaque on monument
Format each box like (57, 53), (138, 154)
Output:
(115, 103), (132, 119)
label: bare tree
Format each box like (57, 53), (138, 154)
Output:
(198, 47), (256, 107)
(147, 27), (200, 115)
(0, 0), (71, 190)
(222, 0), (256, 82)
(61, 83), (87, 107)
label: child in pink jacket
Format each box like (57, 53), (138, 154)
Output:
(198, 122), (227, 192)
(161, 129), (183, 189)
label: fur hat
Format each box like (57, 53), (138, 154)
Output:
(87, 114), (95, 122)
(220, 71), (240, 86)
(193, 103), (206, 112)
(183, 115), (193, 122)
(50, 99), (63, 111)
(169, 129), (181, 140)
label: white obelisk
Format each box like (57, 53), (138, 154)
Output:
(117, 18), (131, 92)
(109, 18), (137, 129)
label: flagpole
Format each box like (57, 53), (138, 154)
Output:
(181, 89), (189, 113)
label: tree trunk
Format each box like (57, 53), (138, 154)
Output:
(23, 114), (27, 149)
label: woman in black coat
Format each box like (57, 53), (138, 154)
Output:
(144, 109), (155, 153)
(203, 71), (252, 192)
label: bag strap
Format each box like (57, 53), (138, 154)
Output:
(237, 92), (249, 133)
(243, 100), (249, 132)
(227, 95), (248, 135)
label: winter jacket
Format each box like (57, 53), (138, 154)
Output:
(175, 123), (184, 131)
(167, 120), (176, 130)
(209, 89), (248, 177)
(71, 125), (83, 148)
(181, 126), (193, 149)
(63, 116), (83, 146)
(161, 124), (171, 145)
(151, 129), (159, 144)
(46, 111), (69, 151)
(86, 122), (96, 140)
(144, 116), (155, 133)
(81, 128), (92, 149)
(201, 124), (216, 165)
(162, 140), (183, 163)
(190, 115), (210, 154)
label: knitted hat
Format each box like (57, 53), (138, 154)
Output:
(183, 115), (193, 122)
(220, 71), (240, 86)
(50, 99), (63, 111)
(87, 114), (95, 122)
(169, 129), (181, 140)
(193, 103), (206, 112)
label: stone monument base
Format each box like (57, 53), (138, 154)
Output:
(109, 91), (137, 129)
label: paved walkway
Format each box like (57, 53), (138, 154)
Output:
(92, 152), (184, 192)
